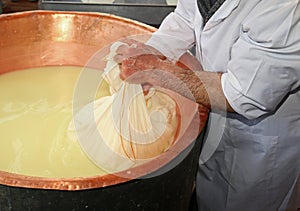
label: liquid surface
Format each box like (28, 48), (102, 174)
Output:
(0, 66), (110, 178)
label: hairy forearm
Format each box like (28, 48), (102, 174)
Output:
(117, 46), (234, 112)
(158, 61), (235, 112)
(188, 71), (234, 112)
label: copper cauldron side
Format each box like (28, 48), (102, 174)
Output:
(0, 10), (156, 73)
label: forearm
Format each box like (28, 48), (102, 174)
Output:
(190, 71), (234, 112)
(158, 61), (235, 112)
(116, 42), (234, 112)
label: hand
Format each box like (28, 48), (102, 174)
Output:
(114, 38), (166, 64)
(112, 39), (225, 112)
(114, 38), (169, 88)
(119, 54), (165, 81)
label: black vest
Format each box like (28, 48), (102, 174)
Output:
(197, 0), (226, 24)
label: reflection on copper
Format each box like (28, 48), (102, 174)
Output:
(0, 11), (208, 190)
(0, 10), (156, 73)
(54, 15), (75, 42)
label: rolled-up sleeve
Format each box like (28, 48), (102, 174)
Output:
(222, 0), (300, 119)
(147, 0), (196, 61)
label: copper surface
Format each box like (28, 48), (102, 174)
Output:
(0, 10), (156, 73)
(0, 10), (208, 190)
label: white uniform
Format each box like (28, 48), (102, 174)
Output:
(147, 0), (300, 210)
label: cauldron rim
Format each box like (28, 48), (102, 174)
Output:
(0, 10), (157, 33)
(0, 10), (206, 191)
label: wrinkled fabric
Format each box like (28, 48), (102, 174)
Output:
(147, 0), (300, 210)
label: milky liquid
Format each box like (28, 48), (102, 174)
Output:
(0, 66), (110, 178)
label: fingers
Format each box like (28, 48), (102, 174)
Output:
(111, 39), (170, 85)
(142, 83), (153, 95)
(114, 43), (137, 63)
(118, 38), (141, 46)
(120, 69), (147, 84)
(114, 39), (166, 63)
(119, 58), (138, 80)
(114, 54), (125, 64)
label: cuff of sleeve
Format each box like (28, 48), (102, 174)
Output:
(221, 73), (268, 120)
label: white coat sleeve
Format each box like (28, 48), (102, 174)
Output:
(221, 0), (300, 119)
(146, 0), (196, 61)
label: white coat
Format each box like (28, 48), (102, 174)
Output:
(147, 0), (300, 210)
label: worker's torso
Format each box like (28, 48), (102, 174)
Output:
(188, 0), (300, 210)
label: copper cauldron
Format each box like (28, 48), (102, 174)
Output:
(0, 11), (207, 210)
